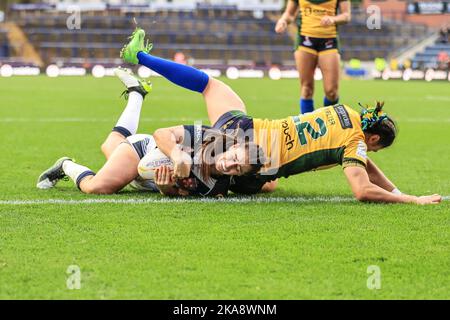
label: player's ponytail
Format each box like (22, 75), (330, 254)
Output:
(359, 101), (397, 148)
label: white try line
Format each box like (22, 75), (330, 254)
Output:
(0, 196), (356, 205)
(0, 117), (209, 123)
(0, 196), (448, 205)
(1, 117), (450, 123)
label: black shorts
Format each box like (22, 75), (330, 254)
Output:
(296, 35), (339, 56)
(213, 110), (254, 131)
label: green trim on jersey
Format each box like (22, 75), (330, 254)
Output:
(275, 147), (345, 179)
(307, 0), (334, 4)
(294, 15), (302, 50)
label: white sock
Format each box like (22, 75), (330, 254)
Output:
(63, 160), (94, 187)
(115, 91), (143, 135)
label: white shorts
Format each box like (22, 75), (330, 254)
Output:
(126, 134), (157, 160)
(126, 134), (159, 192)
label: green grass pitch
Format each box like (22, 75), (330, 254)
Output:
(0, 76), (449, 299)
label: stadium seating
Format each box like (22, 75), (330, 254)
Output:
(338, 12), (430, 61)
(0, 27), (10, 58)
(412, 43), (450, 69)
(8, 6), (431, 67)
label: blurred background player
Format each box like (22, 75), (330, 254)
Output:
(275, 0), (351, 113)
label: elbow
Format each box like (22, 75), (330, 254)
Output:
(153, 128), (165, 143)
(153, 128), (162, 138)
(261, 180), (278, 193)
(353, 187), (370, 202)
(344, 13), (351, 23)
(355, 193), (369, 202)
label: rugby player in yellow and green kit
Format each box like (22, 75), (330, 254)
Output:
(275, 0), (351, 114)
(119, 28), (442, 205)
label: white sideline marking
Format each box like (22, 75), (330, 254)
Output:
(0, 196), (356, 205)
(0, 196), (448, 205)
(425, 95), (450, 102)
(1, 117), (449, 123)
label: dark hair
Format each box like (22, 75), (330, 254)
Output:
(199, 130), (266, 180)
(360, 101), (397, 148)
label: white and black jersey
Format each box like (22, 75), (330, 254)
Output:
(180, 125), (231, 197)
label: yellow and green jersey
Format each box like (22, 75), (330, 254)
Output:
(253, 105), (368, 178)
(293, 0), (341, 38)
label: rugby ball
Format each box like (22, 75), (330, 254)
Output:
(138, 148), (173, 180)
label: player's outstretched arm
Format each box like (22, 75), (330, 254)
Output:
(343, 166), (442, 204)
(275, 0), (298, 33)
(365, 158), (399, 193)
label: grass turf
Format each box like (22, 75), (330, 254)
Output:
(0, 76), (449, 299)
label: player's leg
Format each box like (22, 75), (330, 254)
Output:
(295, 49), (318, 114)
(78, 143), (140, 194)
(318, 51), (340, 106)
(121, 28), (245, 125)
(202, 78), (246, 125)
(36, 143), (139, 194)
(101, 132), (126, 160)
(101, 68), (152, 159)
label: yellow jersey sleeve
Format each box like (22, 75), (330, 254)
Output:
(342, 138), (368, 169)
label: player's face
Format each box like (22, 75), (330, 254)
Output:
(215, 144), (253, 176)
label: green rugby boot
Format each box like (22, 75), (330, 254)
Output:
(114, 67), (152, 99)
(37, 157), (73, 189)
(120, 28), (153, 65)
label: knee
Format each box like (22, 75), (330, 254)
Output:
(301, 83), (314, 99)
(324, 87), (339, 101)
(80, 180), (116, 195)
(202, 77), (218, 95)
(100, 142), (110, 157)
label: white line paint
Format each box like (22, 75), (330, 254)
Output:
(425, 95), (450, 102)
(0, 196), (356, 205)
(0, 196), (447, 205)
(0, 117), (209, 123)
(1, 117), (449, 123)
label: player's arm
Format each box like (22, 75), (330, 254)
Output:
(275, 0), (299, 33)
(366, 158), (399, 193)
(343, 166), (441, 204)
(321, 0), (351, 26)
(261, 179), (278, 193)
(153, 126), (192, 178)
(154, 165), (179, 196)
(154, 166), (191, 197)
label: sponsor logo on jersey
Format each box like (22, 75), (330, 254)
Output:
(303, 36), (313, 47)
(356, 141), (368, 159)
(303, 6), (330, 16)
(333, 105), (353, 129)
(325, 39), (334, 49)
(282, 120), (295, 151)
